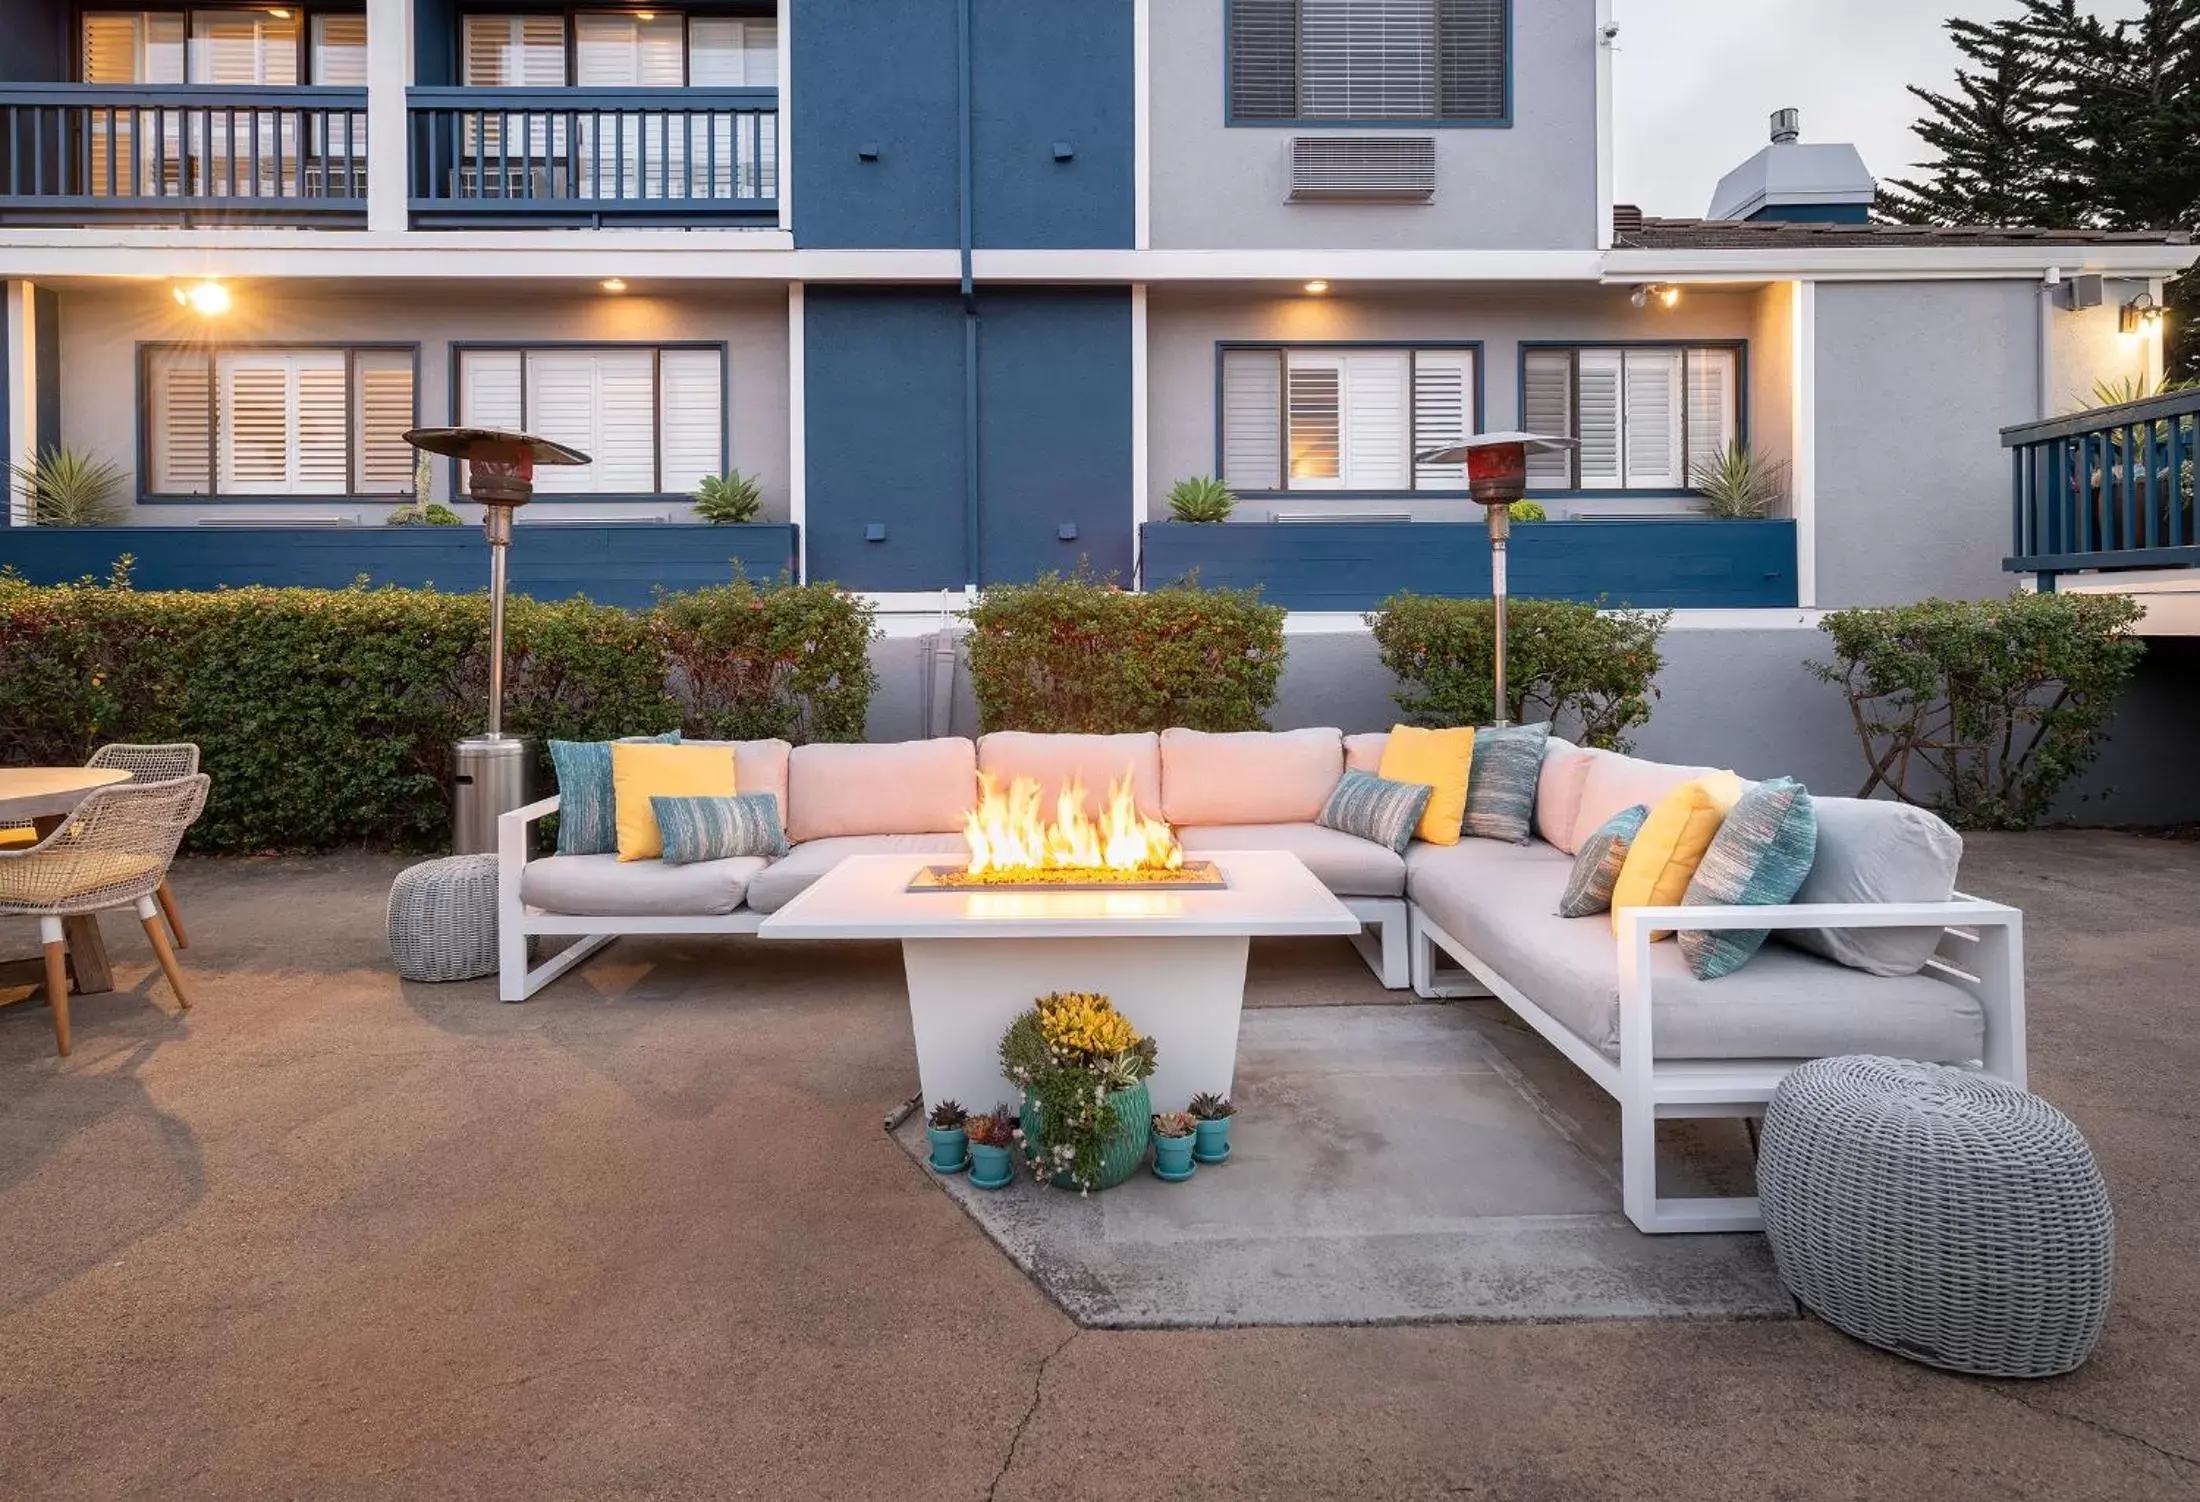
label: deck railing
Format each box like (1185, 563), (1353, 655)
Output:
(407, 87), (777, 228)
(2004, 388), (2200, 582)
(0, 85), (368, 225)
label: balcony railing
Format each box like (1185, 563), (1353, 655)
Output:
(407, 87), (777, 228)
(0, 85), (368, 226)
(2004, 388), (2200, 581)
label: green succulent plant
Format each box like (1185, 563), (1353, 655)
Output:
(1508, 499), (1547, 522)
(1690, 441), (1787, 520)
(1187, 1092), (1236, 1121)
(1166, 473), (1236, 523)
(8, 446), (125, 527)
(1152, 1111), (1197, 1138)
(385, 502), (463, 526)
(694, 471), (764, 525)
(926, 1099), (969, 1130)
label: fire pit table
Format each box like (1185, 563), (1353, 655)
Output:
(756, 851), (1359, 1110)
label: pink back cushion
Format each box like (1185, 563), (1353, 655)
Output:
(786, 738), (978, 843)
(1160, 728), (1344, 826)
(976, 732), (1164, 823)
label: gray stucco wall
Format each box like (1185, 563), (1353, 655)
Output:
(1145, 285), (1769, 521)
(1146, 0), (1599, 251)
(52, 285), (791, 525)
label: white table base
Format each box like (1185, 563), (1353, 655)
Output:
(902, 935), (1250, 1114)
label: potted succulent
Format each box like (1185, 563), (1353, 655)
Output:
(1188, 1092), (1236, 1164)
(1000, 991), (1157, 1193)
(1151, 1111), (1198, 1181)
(925, 1099), (970, 1174)
(966, 1104), (1019, 1190)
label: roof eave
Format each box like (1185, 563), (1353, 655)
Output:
(1605, 242), (2200, 281)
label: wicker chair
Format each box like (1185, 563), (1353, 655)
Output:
(0, 774), (209, 1057)
(85, 743), (202, 950)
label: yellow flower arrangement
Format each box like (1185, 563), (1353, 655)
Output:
(1036, 991), (1141, 1057)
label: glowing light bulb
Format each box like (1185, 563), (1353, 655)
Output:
(1659, 285), (1681, 308)
(1303, 279), (1330, 295)
(182, 281), (231, 316)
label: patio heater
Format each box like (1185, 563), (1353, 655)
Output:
(401, 427), (591, 855)
(1413, 432), (1575, 727)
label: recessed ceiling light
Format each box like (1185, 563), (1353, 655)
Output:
(1303, 279), (1330, 295)
(601, 277), (628, 293)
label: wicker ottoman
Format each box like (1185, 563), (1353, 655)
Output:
(388, 854), (501, 983)
(1759, 1055), (2114, 1378)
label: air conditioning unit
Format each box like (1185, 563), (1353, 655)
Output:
(1289, 137), (1437, 203)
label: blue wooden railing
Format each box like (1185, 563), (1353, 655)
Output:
(2004, 388), (2200, 584)
(407, 87), (778, 228)
(0, 85), (368, 225)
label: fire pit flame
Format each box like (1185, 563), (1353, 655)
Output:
(964, 769), (1185, 879)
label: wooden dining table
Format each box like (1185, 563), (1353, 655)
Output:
(0, 766), (132, 997)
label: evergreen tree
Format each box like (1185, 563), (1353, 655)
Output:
(1880, 18), (2061, 226)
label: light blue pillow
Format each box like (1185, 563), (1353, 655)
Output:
(548, 733), (680, 856)
(650, 793), (789, 864)
(1558, 804), (1648, 918)
(1681, 778), (1818, 980)
(1318, 770), (1434, 856)
(1463, 721), (1550, 843)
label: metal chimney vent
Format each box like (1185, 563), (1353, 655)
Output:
(1289, 137), (1437, 203)
(1770, 108), (1801, 145)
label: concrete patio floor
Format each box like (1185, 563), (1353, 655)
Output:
(0, 831), (2195, 1500)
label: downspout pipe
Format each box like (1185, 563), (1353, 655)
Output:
(958, 0), (981, 589)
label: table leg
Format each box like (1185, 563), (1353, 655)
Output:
(30, 814), (115, 996)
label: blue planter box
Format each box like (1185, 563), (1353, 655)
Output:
(0, 525), (802, 610)
(1138, 519), (1798, 612)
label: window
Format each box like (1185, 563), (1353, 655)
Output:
(1228, 0), (1508, 123)
(456, 346), (724, 496)
(81, 9), (364, 85)
(460, 13), (779, 87)
(1221, 346), (1478, 492)
(1521, 346), (1740, 492)
(144, 345), (415, 497)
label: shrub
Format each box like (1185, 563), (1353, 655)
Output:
(0, 569), (877, 852)
(1165, 474), (1236, 523)
(1508, 499), (1547, 522)
(384, 502), (463, 526)
(652, 574), (879, 743)
(7, 446), (126, 527)
(1809, 592), (2146, 830)
(1367, 594), (1670, 750)
(693, 472), (764, 525)
(965, 571), (1285, 734)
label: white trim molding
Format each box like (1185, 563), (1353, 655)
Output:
(1594, 0), (1615, 254)
(1790, 278), (1817, 609)
(776, 0), (794, 235)
(1133, 0), (1152, 251)
(365, 0), (409, 234)
(788, 282), (807, 580)
(1131, 282), (1149, 571)
(1608, 243), (2200, 283)
(5, 279), (34, 526)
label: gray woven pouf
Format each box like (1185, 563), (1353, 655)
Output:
(1759, 1055), (2114, 1378)
(388, 854), (501, 983)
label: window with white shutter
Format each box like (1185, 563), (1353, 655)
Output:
(463, 14), (567, 86)
(1228, 0), (1509, 122)
(143, 344), (415, 498)
(1222, 344), (1478, 493)
(1522, 345), (1743, 492)
(82, 12), (187, 83)
(457, 345), (728, 496)
(312, 14), (368, 86)
(189, 9), (298, 85)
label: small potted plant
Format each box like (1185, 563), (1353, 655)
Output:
(1000, 992), (1157, 1193)
(925, 1099), (970, 1174)
(1151, 1111), (1198, 1181)
(966, 1104), (1019, 1190)
(1188, 1092), (1236, 1164)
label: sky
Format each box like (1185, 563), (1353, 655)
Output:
(1612, 0), (2145, 218)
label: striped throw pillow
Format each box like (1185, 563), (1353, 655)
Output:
(548, 733), (681, 856)
(1462, 721), (1550, 842)
(1558, 804), (1648, 918)
(1680, 778), (1818, 980)
(650, 793), (790, 865)
(1317, 770), (1434, 856)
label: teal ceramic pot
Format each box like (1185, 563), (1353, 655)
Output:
(1152, 1131), (1197, 1178)
(926, 1124), (969, 1173)
(1022, 1082), (1151, 1191)
(968, 1141), (1014, 1189)
(1192, 1115), (1233, 1164)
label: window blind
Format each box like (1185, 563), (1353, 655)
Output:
(1684, 347), (1738, 482)
(689, 18), (779, 86)
(83, 11), (187, 84)
(1221, 348), (1284, 492)
(658, 349), (724, 494)
(574, 12), (685, 87)
(1411, 350), (1475, 491)
(1228, 0), (1507, 121)
(461, 347), (725, 496)
(1300, 0), (1437, 121)
(1224, 345), (1476, 493)
(1520, 349), (1573, 488)
(312, 14), (368, 86)
(216, 350), (347, 496)
(355, 353), (417, 494)
(190, 10), (298, 86)
(1523, 346), (1741, 491)
(148, 349), (212, 495)
(463, 14), (566, 86)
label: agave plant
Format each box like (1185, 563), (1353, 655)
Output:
(2086, 373), (2196, 410)
(9, 446), (125, 527)
(1166, 473), (1236, 523)
(1690, 441), (1787, 520)
(694, 471), (764, 525)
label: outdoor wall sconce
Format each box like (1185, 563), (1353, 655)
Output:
(2120, 291), (2166, 335)
(1630, 283), (1681, 310)
(171, 280), (231, 316)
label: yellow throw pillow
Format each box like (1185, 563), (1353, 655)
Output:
(1377, 724), (1476, 846)
(1610, 771), (1746, 939)
(612, 742), (737, 861)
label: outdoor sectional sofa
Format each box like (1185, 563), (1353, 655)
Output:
(497, 728), (2024, 1235)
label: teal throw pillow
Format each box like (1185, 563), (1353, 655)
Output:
(1680, 778), (1819, 980)
(548, 733), (681, 856)
(651, 793), (789, 864)
(1318, 770), (1435, 856)
(1462, 721), (1550, 843)
(1558, 804), (1648, 918)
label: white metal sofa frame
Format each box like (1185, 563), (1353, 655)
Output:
(498, 794), (1412, 1003)
(1410, 894), (2026, 1235)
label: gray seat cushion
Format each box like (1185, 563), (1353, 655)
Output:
(1405, 840), (1985, 1064)
(1176, 822), (1406, 898)
(744, 833), (972, 914)
(520, 853), (768, 917)
(1780, 797), (1963, 976)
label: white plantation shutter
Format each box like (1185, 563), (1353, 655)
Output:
(1221, 348), (1284, 492)
(521, 349), (660, 495)
(1574, 351), (1623, 490)
(190, 10), (297, 85)
(464, 14), (565, 85)
(1410, 350), (1474, 491)
(84, 11), (187, 83)
(1285, 357), (1342, 486)
(312, 14), (368, 85)
(1522, 350), (1574, 489)
(458, 349), (525, 432)
(689, 19), (778, 86)
(355, 353), (416, 494)
(217, 350), (348, 496)
(1299, 0), (1437, 120)
(1684, 347), (1738, 483)
(148, 350), (212, 495)
(574, 12), (685, 86)
(1621, 349), (1683, 488)
(658, 350), (724, 494)
(1339, 350), (1410, 489)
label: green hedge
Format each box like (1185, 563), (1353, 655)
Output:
(0, 568), (877, 852)
(1366, 594), (1670, 751)
(965, 572), (1286, 733)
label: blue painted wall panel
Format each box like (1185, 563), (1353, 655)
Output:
(791, 0), (962, 248)
(971, 0), (1134, 249)
(977, 288), (1133, 581)
(804, 288), (971, 589)
(411, 0), (459, 87)
(0, 0), (67, 81)
(1139, 521), (1799, 611)
(0, 526), (801, 610)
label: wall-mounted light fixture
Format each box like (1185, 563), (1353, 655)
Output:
(600, 277), (628, 294)
(2120, 291), (2166, 335)
(1303, 279), (1330, 296)
(172, 280), (231, 316)
(1630, 283), (1681, 310)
